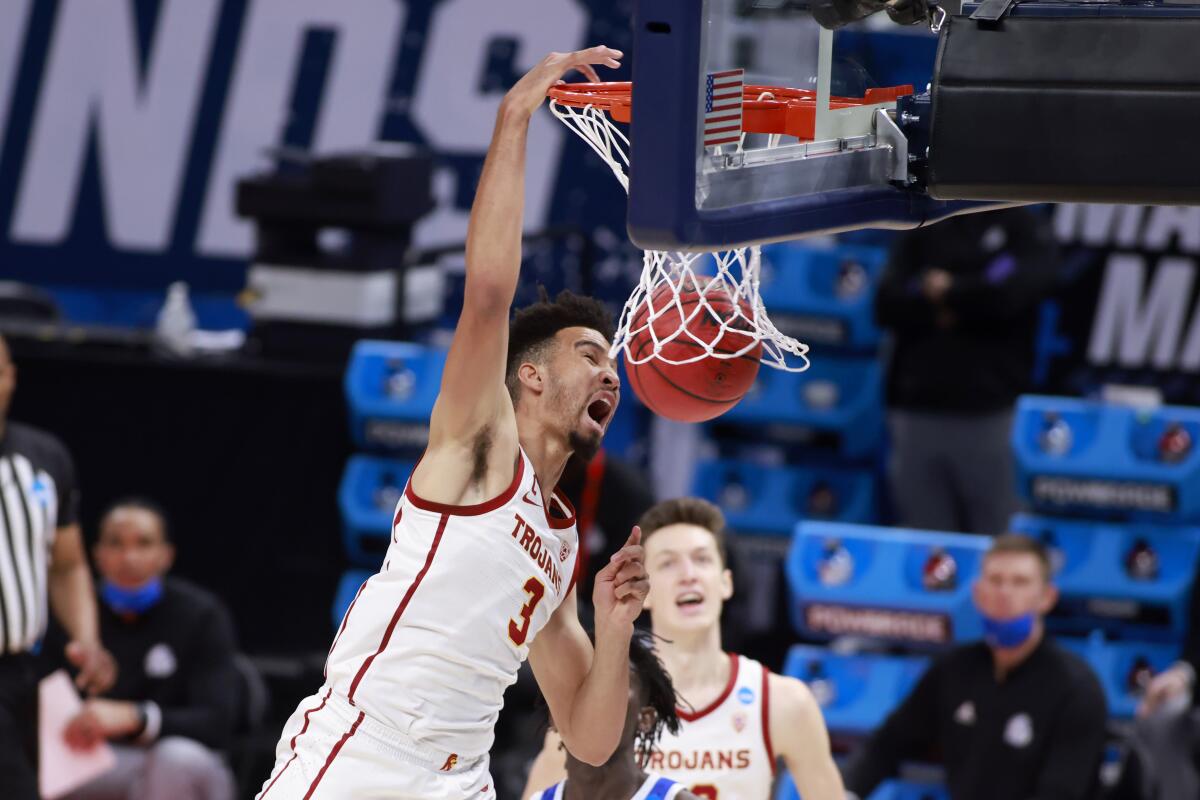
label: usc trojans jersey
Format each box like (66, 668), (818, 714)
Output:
(325, 447), (579, 759)
(648, 653), (776, 799)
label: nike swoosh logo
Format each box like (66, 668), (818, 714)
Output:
(522, 490), (541, 507)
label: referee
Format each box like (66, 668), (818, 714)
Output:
(0, 334), (116, 798)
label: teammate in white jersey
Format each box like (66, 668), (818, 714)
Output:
(523, 498), (844, 800)
(257, 46), (650, 800)
(528, 632), (700, 800)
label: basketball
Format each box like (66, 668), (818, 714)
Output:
(625, 281), (763, 423)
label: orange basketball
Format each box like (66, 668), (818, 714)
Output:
(625, 282), (762, 423)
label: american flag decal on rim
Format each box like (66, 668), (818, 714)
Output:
(703, 69), (744, 148)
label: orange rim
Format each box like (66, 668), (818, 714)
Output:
(547, 81), (913, 140)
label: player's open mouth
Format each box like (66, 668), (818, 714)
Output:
(676, 591), (704, 609)
(586, 394), (615, 429)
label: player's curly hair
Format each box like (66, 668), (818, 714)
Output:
(630, 630), (682, 768)
(505, 288), (614, 405)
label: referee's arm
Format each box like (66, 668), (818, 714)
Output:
(1027, 672), (1108, 800)
(48, 523), (116, 694)
(841, 661), (941, 799)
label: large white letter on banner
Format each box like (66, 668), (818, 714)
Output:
(0, 0), (33, 163)
(410, 0), (587, 246)
(10, 0), (219, 250)
(196, 0), (404, 258)
(1088, 254), (1194, 370)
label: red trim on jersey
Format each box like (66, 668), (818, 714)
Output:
(260, 688), (331, 798)
(303, 709), (364, 799)
(325, 578), (369, 677)
(547, 487), (577, 530)
(347, 514), (449, 702)
(566, 558), (580, 598)
(677, 652), (739, 722)
(761, 665), (776, 775)
(392, 505), (403, 540)
(405, 453), (524, 516)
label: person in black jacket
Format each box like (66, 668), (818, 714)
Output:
(58, 498), (237, 800)
(876, 207), (1058, 535)
(842, 534), (1107, 800)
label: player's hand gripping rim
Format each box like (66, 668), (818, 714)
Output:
(503, 45), (623, 118)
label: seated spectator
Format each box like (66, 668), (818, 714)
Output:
(842, 534), (1107, 800)
(1135, 577), (1200, 798)
(56, 499), (238, 800)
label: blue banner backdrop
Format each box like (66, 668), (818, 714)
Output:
(0, 0), (634, 293)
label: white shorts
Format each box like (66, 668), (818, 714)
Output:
(256, 687), (496, 800)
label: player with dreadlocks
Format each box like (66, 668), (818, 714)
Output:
(527, 632), (702, 800)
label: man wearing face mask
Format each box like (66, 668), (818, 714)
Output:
(53, 498), (238, 800)
(841, 534), (1107, 800)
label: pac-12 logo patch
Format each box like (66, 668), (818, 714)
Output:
(559, 541), (570, 562)
(737, 687), (755, 705)
(733, 712), (747, 732)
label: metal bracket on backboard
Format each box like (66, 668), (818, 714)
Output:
(874, 109), (909, 184)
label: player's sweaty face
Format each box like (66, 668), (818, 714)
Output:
(643, 523), (732, 632)
(546, 327), (619, 457)
(973, 552), (1054, 622)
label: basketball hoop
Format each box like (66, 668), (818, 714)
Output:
(548, 81), (832, 373)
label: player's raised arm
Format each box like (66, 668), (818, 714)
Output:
(426, 47), (622, 450)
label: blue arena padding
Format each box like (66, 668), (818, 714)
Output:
(775, 770), (948, 800)
(1059, 633), (1181, 719)
(787, 523), (991, 646)
(691, 460), (877, 535)
(331, 569), (373, 632)
(717, 357), (884, 459)
(344, 340), (445, 453)
(1012, 395), (1200, 523)
(783, 645), (929, 736)
(338, 455), (413, 567)
(1009, 513), (1200, 642)
(759, 243), (887, 353)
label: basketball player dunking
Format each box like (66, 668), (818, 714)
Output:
(524, 498), (845, 800)
(257, 46), (649, 800)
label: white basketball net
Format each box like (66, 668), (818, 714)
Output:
(549, 100), (811, 372)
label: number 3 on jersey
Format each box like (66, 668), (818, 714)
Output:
(691, 786), (718, 799)
(508, 576), (546, 646)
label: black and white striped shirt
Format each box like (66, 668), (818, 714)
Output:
(0, 421), (78, 655)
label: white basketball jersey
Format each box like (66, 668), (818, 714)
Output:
(325, 447), (579, 758)
(648, 653), (776, 799)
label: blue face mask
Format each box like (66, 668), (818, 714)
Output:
(101, 578), (164, 615)
(981, 612), (1036, 649)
